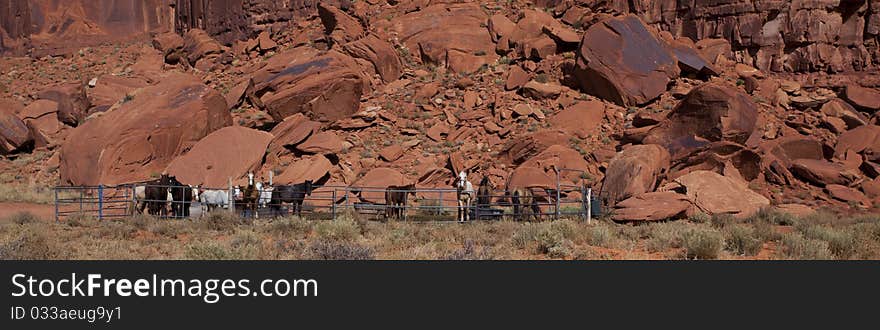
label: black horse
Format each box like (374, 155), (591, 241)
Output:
(270, 180), (314, 217)
(168, 176), (192, 218)
(385, 184), (416, 220)
(143, 174), (172, 217)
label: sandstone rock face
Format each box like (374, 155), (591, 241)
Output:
(59, 74), (231, 185)
(573, 15), (678, 106)
(613, 191), (692, 222)
(675, 170), (769, 217)
(375, 3), (497, 73)
(602, 144), (670, 205)
(165, 126), (272, 188)
(621, 0), (879, 73)
(1, 0), (176, 56)
(251, 47), (367, 123)
(645, 82), (758, 151)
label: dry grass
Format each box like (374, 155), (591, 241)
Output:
(1, 209), (879, 260)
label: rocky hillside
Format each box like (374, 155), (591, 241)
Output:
(3, 0), (880, 221)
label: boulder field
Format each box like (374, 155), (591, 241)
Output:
(4, 1), (880, 220)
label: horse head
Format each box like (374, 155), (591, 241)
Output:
(304, 180), (314, 195)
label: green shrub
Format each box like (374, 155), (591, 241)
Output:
(643, 221), (688, 253)
(681, 227), (723, 259)
(186, 242), (239, 260)
(779, 233), (833, 260)
(307, 239), (375, 260)
(724, 224), (763, 256)
(314, 219), (360, 241)
(799, 225), (856, 259)
(8, 212), (38, 225)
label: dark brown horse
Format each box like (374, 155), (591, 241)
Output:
(239, 172), (260, 218)
(141, 174), (172, 217)
(476, 176), (492, 220)
(385, 184), (416, 220)
(511, 187), (541, 222)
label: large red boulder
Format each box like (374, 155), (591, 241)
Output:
(251, 47), (367, 123)
(549, 100), (604, 138)
(644, 82), (758, 150)
(274, 155), (333, 185)
(520, 144), (592, 183)
(573, 15), (678, 106)
(37, 82), (90, 126)
(353, 168), (410, 203)
(844, 85), (880, 111)
(791, 159), (860, 187)
(602, 144), (670, 205)
(675, 170), (769, 218)
(342, 35), (403, 83)
(59, 74), (231, 185)
(374, 3), (497, 73)
(267, 113), (321, 157)
(835, 125), (880, 160)
(165, 126), (272, 188)
(19, 100), (64, 148)
(613, 192), (692, 222)
(0, 103), (31, 154)
(297, 131), (344, 155)
(508, 165), (555, 190)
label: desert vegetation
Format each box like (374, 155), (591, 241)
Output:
(2, 209), (878, 260)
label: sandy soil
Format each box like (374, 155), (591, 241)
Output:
(0, 202), (54, 222)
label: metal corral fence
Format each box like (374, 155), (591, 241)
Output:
(53, 169), (602, 222)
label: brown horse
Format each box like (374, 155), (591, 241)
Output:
(385, 184), (416, 220)
(239, 172), (260, 218)
(511, 187), (541, 222)
(476, 176), (492, 219)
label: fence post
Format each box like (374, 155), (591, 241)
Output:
(587, 187), (592, 225)
(439, 190), (443, 217)
(228, 178), (234, 215)
(98, 185), (104, 221)
(331, 188), (337, 220)
(54, 188), (59, 222)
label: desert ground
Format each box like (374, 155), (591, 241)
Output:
(2, 200), (879, 260)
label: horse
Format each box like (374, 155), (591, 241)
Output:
(168, 176), (194, 218)
(455, 171), (475, 223)
(476, 176), (492, 220)
(385, 184), (416, 220)
(270, 180), (314, 217)
(142, 174), (172, 217)
(256, 181), (273, 208)
(239, 172), (260, 219)
(199, 189), (229, 213)
(511, 187), (541, 222)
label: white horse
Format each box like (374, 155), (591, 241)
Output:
(456, 171), (475, 223)
(256, 182), (273, 208)
(199, 189), (230, 214)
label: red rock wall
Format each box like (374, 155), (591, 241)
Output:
(610, 0), (879, 72)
